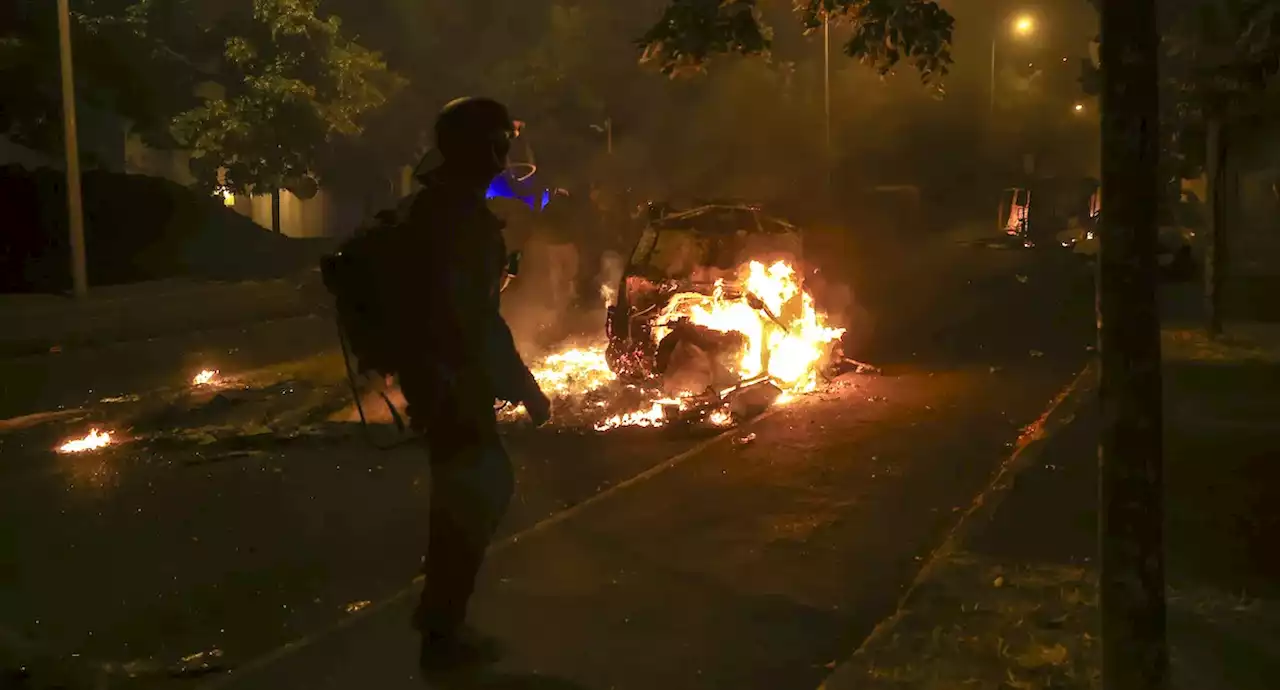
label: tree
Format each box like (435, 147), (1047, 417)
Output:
(301, 0), (619, 198)
(1095, 0), (1167, 687)
(169, 0), (405, 232)
(0, 0), (201, 158)
(636, 0), (954, 85)
(1086, 0), (1280, 335)
(1161, 0), (1280, 336)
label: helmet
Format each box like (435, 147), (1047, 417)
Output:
(436, 97), (515, 139)
(435, 97), (519, 159)
(416, 97), (520, 181)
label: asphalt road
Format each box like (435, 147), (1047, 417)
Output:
(0, 313), (338, 421)
(0, 237), (1095, 689)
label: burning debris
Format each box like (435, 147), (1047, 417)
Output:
(529, 347), (615, 398)
(192, 370), (219, 386)
(57, 428), (113, 453)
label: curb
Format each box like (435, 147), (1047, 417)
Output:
(0, 277), (328, 359)
(0, 305), (327, 360)
(818, 359), (1100, 690)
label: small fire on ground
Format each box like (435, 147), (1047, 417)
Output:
(57, 428), (113, 453)
(506, 260), (847, 432)
(193, 369), (219, 386)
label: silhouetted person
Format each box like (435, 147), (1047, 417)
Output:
(387, 97), (551, 674)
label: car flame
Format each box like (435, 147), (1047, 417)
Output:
(513, 260), (843, 431)
(655, 260), (844, 392)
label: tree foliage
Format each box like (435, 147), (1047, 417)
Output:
(0, 0), (200, 154)
(1, 0), (403, 202)
(1083, 0), (1280, 181)
(171, 0), (405, 198)
(636, 0), (954, 84)
(1162, 0), (1280, 152)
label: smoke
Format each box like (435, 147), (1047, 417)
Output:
(597, 250), (625, 307)
(500, 236), (575, 356)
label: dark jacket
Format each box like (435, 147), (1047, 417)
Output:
(386, 172), (538, 440)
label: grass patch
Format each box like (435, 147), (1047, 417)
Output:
(1162, 326), (1280, 364)
(837, 553), (1099, 690)
(838, 553), (1280, 690)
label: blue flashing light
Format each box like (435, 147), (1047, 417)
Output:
(485, 172), (545, 211)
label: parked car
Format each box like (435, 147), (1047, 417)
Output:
(604, 203), (809, 382)
(1056, 199), (1202, 280)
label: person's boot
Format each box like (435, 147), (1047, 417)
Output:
(418, 626), (504, 675)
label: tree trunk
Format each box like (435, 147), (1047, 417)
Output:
(1097, 0), (1168, 688)
(1204, 116), (1228, 338)
(271, 189), (282, 234)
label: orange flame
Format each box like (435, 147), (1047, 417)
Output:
(520, 260), (842, 431)
(193, 370), (218, 386)
(655, 260), (844, 392)
(58, 429), (112, 453)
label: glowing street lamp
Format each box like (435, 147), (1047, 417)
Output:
(1074, 103), (1085, 113)
(991, 12), (1038, 114)
(1013, 15), (1035, 36)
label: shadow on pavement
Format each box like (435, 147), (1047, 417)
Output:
(425, 671), (593, 690)
(1163, 358), (1280, 598)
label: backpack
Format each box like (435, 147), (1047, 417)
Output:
(320, 197), (416, 377)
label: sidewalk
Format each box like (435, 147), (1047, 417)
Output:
(821, 323), (1280, 690)
(0, 273), (329, 358)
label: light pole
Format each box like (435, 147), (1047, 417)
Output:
(990, 13), (1036, 115)
(824, 13), (831, 155)
(57, 0), (88, 298)
(823, 12), (832, 199)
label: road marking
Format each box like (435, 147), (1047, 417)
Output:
(191, 407), (783, 690)
(817, 361), (1098, 689)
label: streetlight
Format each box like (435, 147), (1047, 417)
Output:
(1073, 103), (1085, 113)
(824, 12), (831, 155)
(824, 11), (832, 196)
(57, 0), (88, 298)
(990, 12), (1037, 115)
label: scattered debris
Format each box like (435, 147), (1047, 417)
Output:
(169, 648), (227, 678)
(1015, 274), (1029, 283)
(839, 356), (881, 375)
(733, 432), (757, 446)
(1030, 350), (1044, 358)
(184, 449), (266, 466)
(344, 600), (371, 614)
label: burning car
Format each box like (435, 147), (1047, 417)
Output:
(603, 203), (844, 399)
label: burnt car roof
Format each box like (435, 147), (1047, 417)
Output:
(650, 204), (798, 234)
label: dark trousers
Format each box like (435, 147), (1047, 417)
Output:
(414, 433), (515, 637)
